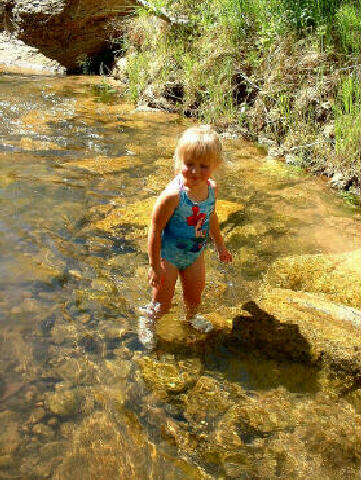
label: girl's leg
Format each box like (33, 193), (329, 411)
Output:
(179, 252), (205, 320)
(152, 259), (179, 316)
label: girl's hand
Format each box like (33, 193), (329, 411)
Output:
(217, 246), (232, 263)
(148, 267), (163, 288)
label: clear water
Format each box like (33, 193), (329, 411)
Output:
(0, 74), (360, 479)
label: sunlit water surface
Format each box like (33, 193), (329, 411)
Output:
(0, 75), (360, 479)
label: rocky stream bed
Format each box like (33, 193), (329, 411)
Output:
(0, 75), (360, 479)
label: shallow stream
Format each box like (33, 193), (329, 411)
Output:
(0, 75), (360, 479)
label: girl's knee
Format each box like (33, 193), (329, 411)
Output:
(182, 276), (205, 296)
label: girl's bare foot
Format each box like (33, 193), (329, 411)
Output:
(187, 314), (213, 333)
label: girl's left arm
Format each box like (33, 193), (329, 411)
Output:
(210, 184), (232, 263)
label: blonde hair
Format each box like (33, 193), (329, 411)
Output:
(174, 125), (222, 173)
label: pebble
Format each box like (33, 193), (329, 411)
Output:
(32, 423), (55, 439)
(28, 407), (46, 424)
(79, 314), (91, 324)
(0, 454), (14, 468)
(11, 306), (22, 315)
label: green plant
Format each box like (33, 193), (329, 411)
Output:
(336, 1), (361, 54)
(77, 54), (92, 75)
(118, 0), (360, 190)
(338, 190), (361, 207)
(126, 51), (152, 102)
(90, 80), (118, 104)
(334, 72), (361, 167)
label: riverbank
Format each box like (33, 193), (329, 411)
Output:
(1, 1), (359, 196)
(110, 1), (361, 197)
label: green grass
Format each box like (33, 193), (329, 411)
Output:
(336, 1), (361, 53)
(338, 190), (361, 208)
(116, 0), (360, 189)
(334, 73), (361, 166)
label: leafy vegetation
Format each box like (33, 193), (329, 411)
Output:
(112, 0), (361, 191)
(90, 80), (118, 103)
(334, 73), (361, 167)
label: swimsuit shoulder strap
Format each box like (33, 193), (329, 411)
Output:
(207, 179), (216, 206)
(175, 174), (188, 205)
(164, 174), (182, 192)
(164, 175), (186, 206)
(205, 180), (215, 214)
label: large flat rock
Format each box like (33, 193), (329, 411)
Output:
(231, 288), (361, 386)
(263, 249), (361, 308)
(0, 0), (141, 70)
(0, 32), (65, 75)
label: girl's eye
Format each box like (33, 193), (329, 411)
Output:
(201, 165), (209, 169)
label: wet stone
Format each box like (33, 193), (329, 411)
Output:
(78, 334), (102, 354)
(32, 423), (55, 439)
(54, 357), (101, 385)
(46, 388), (83, 417)
(39, 315), (56, 335)
(0, 454), (14, 469)
(78, 313), (91, 324)
(137, 357), (202, 396)
(103, 358), (132, 381)
(39, 441), (65, 459)
(27, 407), (46, 424)
(264, 249), (361, 308)
(182, 376), (234, 426)
(59, 422), (76, 439)
(92, 385), (126, 413)
(51, 324), (77, 346)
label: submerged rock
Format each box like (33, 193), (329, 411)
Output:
(70, 155), (141, 175)
(137, 357), (202, 396)
(53, 411), (211, 479)
(285, 292), (361, 328)
(39, 441), (65, 460)
(95, 197), (244, 240)
(54, 357), (101, 385)
(232, 289), (361, 388)
(94, 197), (155, 238)
(182, 376), (234, 425)
(0, 454), (15, 469)
(161, 375), (361, 479)
(32, 423), (55, 439)
(263, 249), (361, 308)
(46, 388), (83, 417)
(0, 411), (22, 455)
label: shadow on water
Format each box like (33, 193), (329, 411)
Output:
(155, 300), (319, 395)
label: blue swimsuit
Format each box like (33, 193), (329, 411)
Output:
(161, 175), (215, 270)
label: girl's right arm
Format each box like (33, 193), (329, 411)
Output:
(148, 190), (178, 286)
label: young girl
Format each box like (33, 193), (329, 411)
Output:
(146, 125), (232, 327)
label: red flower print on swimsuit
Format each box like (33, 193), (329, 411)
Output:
(187, 206), (206, 238)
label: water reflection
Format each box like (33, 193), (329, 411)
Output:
(0, 74), (360, 479)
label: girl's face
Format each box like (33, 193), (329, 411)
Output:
(181, 154), (215, 188)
